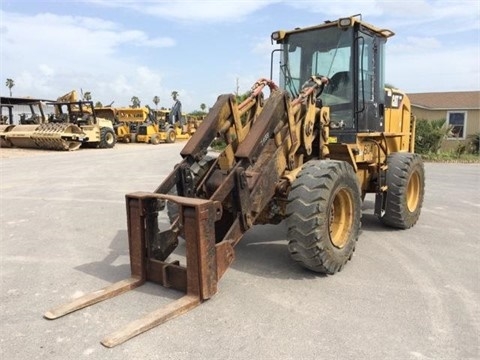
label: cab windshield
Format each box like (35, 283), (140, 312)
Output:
(279, 26), (354, 128)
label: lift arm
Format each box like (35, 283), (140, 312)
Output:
(44, 77), (326, 347)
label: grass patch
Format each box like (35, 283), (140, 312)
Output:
(420, 152), (480, 163)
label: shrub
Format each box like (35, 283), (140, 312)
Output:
(415, 118), (452, 154)
(468, 131), (480, 154)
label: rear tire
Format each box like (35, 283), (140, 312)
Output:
(286, 160), (361, 274)
(380, 152), (425, 229)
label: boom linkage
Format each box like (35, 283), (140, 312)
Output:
(44, 78), (324, 347)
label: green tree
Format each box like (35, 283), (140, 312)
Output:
(5, 78), (15, 97)
(236, 91), (249, 104)
(83, 91), (92, 101)
(189, 110), (207, 117)
(200, 103), (206, 112)
(415, 119), (452, 154)
(153, 95), (160, 109)
(95, 101), (103, 108)
(171, 91), (179, 101)
(131, 96), (141, 108)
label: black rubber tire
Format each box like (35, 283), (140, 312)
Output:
(150, 134), (160, 145)
(166, 129), (176, 143)
(286, 160), (362, 274)
(380, 152), (425, 229)
(99, 128), (116, 148)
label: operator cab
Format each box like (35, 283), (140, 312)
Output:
(272, 15), (394, 143)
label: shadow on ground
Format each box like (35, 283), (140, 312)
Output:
(73, 199), (396, 288)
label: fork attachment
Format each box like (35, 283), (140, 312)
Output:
(44, 78), (319, 348)
(44, 192), (233, 348)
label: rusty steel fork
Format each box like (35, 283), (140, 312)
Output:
(44, 192), (234, 348)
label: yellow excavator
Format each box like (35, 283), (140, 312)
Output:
(45, 15), (425, 347)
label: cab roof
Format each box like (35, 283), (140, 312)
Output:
(272, 15), (394, 43)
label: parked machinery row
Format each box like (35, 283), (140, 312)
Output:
(103, 107), (201, 145)
(0, 92), (115, 151)
(0, 92), (202, 151)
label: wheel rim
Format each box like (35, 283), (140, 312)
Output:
(168, 131), (175, 142)
(328, 187), (354, 249)
(406, 171), (421, 212)
(106, 132), (114, 145)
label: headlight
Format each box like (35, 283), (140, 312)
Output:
(271, 30), (286, 42)
(338, 17), (352, 28)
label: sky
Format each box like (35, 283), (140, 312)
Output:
(1, 0), (479, 112)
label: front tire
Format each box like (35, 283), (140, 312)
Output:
(286, 160), (361, 274)
(150, 134), (160, 145)
(99, 128), (116, 148)
(380, 152), (425, 229)
(166, 128), (176, 143)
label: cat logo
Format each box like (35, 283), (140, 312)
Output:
(385, 89), (404, 109)
(391, 94), (403, 108)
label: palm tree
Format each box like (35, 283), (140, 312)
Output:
(171, 91), (179, 101)
(83, 91), (92, 101)
(200, 103), (206, 112)
(153, 96), (160, 109)
(131, 96), (141, 108)
(5, 78), (15, 97)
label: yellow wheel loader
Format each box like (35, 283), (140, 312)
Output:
(45, 15), (425, 347)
